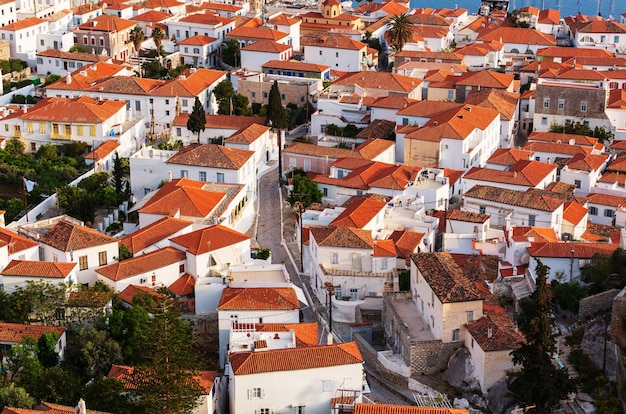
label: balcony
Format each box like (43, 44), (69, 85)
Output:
(50, 132), (73, 140)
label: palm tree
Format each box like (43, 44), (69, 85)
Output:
(387, 13), (415, 52)
(151, 27), (165, 57)
(129, 25), (144, 58)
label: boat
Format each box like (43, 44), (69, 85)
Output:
(479, 0), (509, 16)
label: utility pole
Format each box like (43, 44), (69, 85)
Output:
(326, 283), (334, 342)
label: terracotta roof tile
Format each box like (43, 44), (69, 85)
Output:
(132, 9), (173, 22)
(486, 148), (534, 166)
(108, 364), (215, 394)
(120, 216), (192, 254)
(138, 178), (226, 217)
(167, 144), (253, 169)
(37, 49), (110, 63)
(77, 15), (135, 32)
(523, 141), (592, 157)
(405, 104), (499, 142)
(20, 97), (126, 123)
(0, 227), (38, 254)
(117, 284), (162, 305)
(218, 287), (300, 310)
(249, 322), (318, 346)
(447, 209), (490, 223)
(314, 160), (414, 191)
(310, 226), (373, 249)
(464, 185), (563, 212)
(227, 26), (289, 41)
(333, 71), (421, 93)
(538, 8), (560, 24)
(511, 226), (559, 243)
(464, 88), (519, 121)
(172, 113), (265, 129)
(1, 16), (46, 31)
(537, 46), (613, 59)
(178, 12), (233, 26)
(177, 34), (217, 45)
(563, 201), (587, 225)
(1, 260), (76, 278)
(229, 341), (362, 375)
(455, 70), (514, 89)
(565, 153), (607, 172)
(169, 224), (250, 254)
(95, 247), (186, 281)
(40, 220), (117, 252)
(528, 131), (598, 147)
(0, 322), (65, 344)
(85, 140), (120, 161)
(2, 402), (111, 414)
(353, 404), (468, 414)
(283, 142), (361, 160)
(598, 172), (626, 185)
(387, 230), (424, 261)
(411, 252), (482, 303)
(450, 254), (499, 284)
(354, 137), (394, 157)
(373, 239), (396, 257)
(224, 123), (270, 144)
(587, 192), (626, 207)
(262, 59), (328, 72)
(477, 26), (556, 46)
(168, 273), (195, 296)
(329, 196), (386, 228)
(528, 241), (619, 258)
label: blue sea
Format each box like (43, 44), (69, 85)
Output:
(408, 0), (625, 19)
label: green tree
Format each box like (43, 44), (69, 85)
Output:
(233, 94), (250, 116)
(112, 152), (128, 203)
(6, 336), (43, 388)
(5, 198), (25, 223)
(116, 244), (133, 261)
(108, 303), (151, 365)
(5, 137), (24, 156)
(151, 27), (165, 57)
(130, 25), (145, 58)
(0, 383), (36, 409)
(82, 377), (131, 413)
(362, 31), (382, 51)
(64, 328), (123, 382)
(133, 297), (204, 414)
(580, 252), (614, 293)
(37, 332), (59, 368)
(187, 96), (206, 144)
(509, 260), (576, 413)
(44, 74), (61, 85)
(266, 80), (287, 129)
(221, 38), (239, 67)
(387, 13), (415, 52)
(69, 45), (85, 53)
(551, 280), (588, 313)
(78, 172), (109, 193)
(32, 366), (81, 406)
(98, 186), (118, 208)
(287, 174), (323, 207)
(213, 79), (235, 115)
(549, 122), (614, 144)
(57, 185), (96, 224)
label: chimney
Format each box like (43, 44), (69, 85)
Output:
(487, 327), (493, 339)
(66, 73), (72, 84)
(22, 105), (27, 114)
(327, 332), (333, 345)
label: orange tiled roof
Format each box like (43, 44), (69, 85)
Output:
(301, 32), (366, 51)
(396, 100), (461, 117)
(511, 226), (559, 243)
(523, 141), (592, 157)
(1, 260), (76, 278)
(0, 322), (65, 344)
(77, 15), (135, 32)
(283, 142), (361, 160)
(21, 97), (126, 123)
(108, 364), (215, 393)
(464, 160), (556, 187)
(0, 227), (38, 254)
(598, 172), (626, 186)
(538, 8), (560, 24)
(40, 220), (117, 252)
(241, 40), (291, 53)
(262, 59), (329, 72)
(527, 131), (598, 147)
(455, 70), (514, 89)
(329, 196), (387, 228)
(333, 71), (420, 93)
(447, 209), (490, 223)
(373, 239), (397, 257)
(387, 230), (424, 260)
(225, 123), (270, 144)
(138, 178), (226, 218)
(405, 104), (499, 142)
(310, 226), (373, 249)
(249, 322), (318, 346)
(132, 9), (173, 22)
(85, 140), (120, 161)
(464, 88), (519, 121)
(563, 201), (587, 226)
(2, 402), (111, 414)
(96, 246), (186, 281)
(117, 284), (163, 305)
(37, 49), (110, 63)
(229, 341), (362, 375)
(486, 148), (534, 166)
(354, 138), (395, 157)
(218, 287), (300, 310)
(566, 153), (607, 172)
(537, 46), (613, 58)
(169, 224), (250, 254)
(477, 26), (555, 46)
(227, 26), (289, 41)
(528, 241), (619, 258)
(1, 16), (46, 31)
(120, 216), (192, 254)
(314, 159), (414, 191)
(587, 192), (626, 207)
(167, 144), (253, 169)
(177, 34), (218, 45)
(172, 113), (265, 129)
(178, 12), (232, 26)
(464, 185), (563, 212)
(353, 404), (468, 414)
(168, 273), (195, 296)
(411, 252), (482, 303)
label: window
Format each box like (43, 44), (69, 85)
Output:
(182, 99), (188, 107)
(26, 122), (32, 133)
(89, 125), (96, 136)
(543, 97), (550, 108)
(452, 329), (460, 341)
(528, 215), (536, 226)
(303, 160), (311, 171)
(589, 206), (598, 215)
(52, 123), (59, 135)
(193, 48), (200, 54)
(176, 128), (181, 136)
(479, 206), (486, 215)
(331, 252), (338, 264)
(76, 125), (84, 136)
(574, 179), (581, 189)
(248, 387), (264, 399)
(260, 409), (270, 414)
(199, 171), (206, 181)
(466, 311), (474, 322)
(180, 170), (188, 178)
(322, 380), (332, 392)
(580, 101), (587, 112)
(294, 406), (305, 414)
(427, 355), (437, 367)
(447, 90), (454, 100)
(541, 117), (548, 126)
(319, 50), (322, 55)
(323, 187), (328, 196)
(98, 251), (107, 266)
(604, 209), (614, 218)
(558, 99), (565, 110)
(135, 100), (141, 111)
(381, 257), (388, 269)
(31, 143), (36, 152)
(216, 172), (224, 183)
(79, 255), (88, 271)
(615, 36), (620, 43)
(165, 110), (170, 116)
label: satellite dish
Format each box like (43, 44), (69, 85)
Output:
(569, 138), (576, 145)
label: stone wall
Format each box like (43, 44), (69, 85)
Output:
(382, 292), (413, 365)
(353, 332), (408, 388)
(611, 287), (626, 349)
(535, 83), (607, 120)
(579, 288), (620, 318)
(410, 339), (461, 375)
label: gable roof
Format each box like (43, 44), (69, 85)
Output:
(464, 185), (563, 212)
(177, 34), (218, 45)
(138, 178), (226, 217)
(0, 227), (39, 254)
(1, 260), (76, 278)
(120, 216), (193, 254)
(455, 70), (514, 89)
(463, 160), (556, 187)
(20, 97), (126, 123)
(169, 224), (251, 254)
(0, 323), (65, 344)
(248, 322), (318, 347)
(387, 230), (424, 261)
(168, 273), (195, 296)
(464, 88), (519, 121)
(217, 287), (300, 310)
(565, 153), (608, 172)
(528, 241), (619, 258)
(587, 192), (626, 207)
(563, 201), (588, 226)
(405, 105), (499, 142)
(77, 14), (135, 32)
(310, 227), (373, 249)
(229, 341), (362, 375)
(1, 403), (110, 414)
(486, 148), (534, 166)
(241, 40), (291, 53)
(40, 220), (117, 252)
(167, 144), (254, 169)
(477, 26), (556, 45)
(95, 247), (186, 281)
(85, 140), (120, 161)
(333, 71), (421, 93)
(330, 196), (387, 228)
(353, 405), (468, 414)
(0, 16), (46, 31)
(224, 123), (270, 144)
(411, 252), (482, 303)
